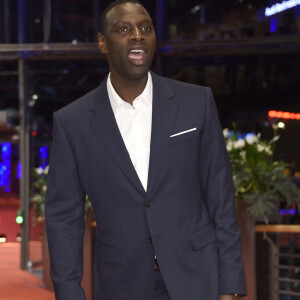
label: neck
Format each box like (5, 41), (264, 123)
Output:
(110, 73), (148, 105)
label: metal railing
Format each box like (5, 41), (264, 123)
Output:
(256, 225), (300, 300)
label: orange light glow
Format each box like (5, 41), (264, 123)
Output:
(268, 110), (300, 120)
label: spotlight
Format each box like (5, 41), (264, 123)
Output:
(16, 209), (24, 225)
(191, 5), (201, 14)
(0, 234), (7, 243)
(16, 234), (22, 242)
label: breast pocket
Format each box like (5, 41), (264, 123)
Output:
(169, 128), (199, 144)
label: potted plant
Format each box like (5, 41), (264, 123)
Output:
(31, 166), (93, 297)
(223, 124), (298, 224)
(31, 166), (48, 223)
(223, 124), (298, 300)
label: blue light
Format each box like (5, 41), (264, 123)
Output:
(245, 133), (255, 139)
(17, 162), (22, 179)
(280, 208), (300, 215)
(270, 18), (277, 33)
(237, 132), (255, 140)
(0, 143), (11, 192)
(39, 146), (48, 169)
(160, 46), (173, 53)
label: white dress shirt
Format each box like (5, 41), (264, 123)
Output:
(107, 72), (153, 192)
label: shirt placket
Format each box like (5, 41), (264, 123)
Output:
(132, 99), (146, 190)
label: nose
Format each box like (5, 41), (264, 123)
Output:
(130, 26), (143, 41)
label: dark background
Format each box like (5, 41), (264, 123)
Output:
(0, 0), (299, 195)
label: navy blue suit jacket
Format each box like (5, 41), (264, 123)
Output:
(45, 72), (247, 300)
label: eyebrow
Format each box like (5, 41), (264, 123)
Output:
(112, 17), (153, 27)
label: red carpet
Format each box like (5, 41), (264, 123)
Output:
(0, 243), (55, 300)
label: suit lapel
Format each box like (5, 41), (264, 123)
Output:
(146, 73), (178, 197)
(89, 79), (145, 194)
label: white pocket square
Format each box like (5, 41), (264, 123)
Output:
(170, 128), (197, 138)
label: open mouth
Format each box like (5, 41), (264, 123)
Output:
(128, 49), (147, 66)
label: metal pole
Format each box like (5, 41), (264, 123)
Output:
(156, 0), (166, 41)
(263, 232), (279, 300)
(43, 0), (51, 43)
(17, 0), (26, 43)
(4, 0), (11, 43)
(94, 0), (100, 41)
(18, 57), (30, 270)
(18, 0), (30, 270)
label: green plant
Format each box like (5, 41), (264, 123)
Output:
(224, 124), (298, 223)
(31, 166), (48, 221)
(31, 166), (91, 221)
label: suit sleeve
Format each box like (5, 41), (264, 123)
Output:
(45, 112), (86, 300)
(199, 88), (247, 296)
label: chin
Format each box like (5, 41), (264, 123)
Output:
(127, 67), (149, 80)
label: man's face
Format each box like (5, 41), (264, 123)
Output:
(98, 2), (156, 81)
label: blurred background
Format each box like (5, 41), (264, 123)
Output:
(0, 1), (299, 299)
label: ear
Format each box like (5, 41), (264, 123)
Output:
(98, 33), (108, 54)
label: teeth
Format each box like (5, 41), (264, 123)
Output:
(130, 49), (144, 54)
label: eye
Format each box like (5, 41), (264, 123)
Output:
(141, 26), (152, 32)
(116, 26), (128, 33)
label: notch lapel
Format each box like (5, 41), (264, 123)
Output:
(89, 79), (145, 194)
(146, 73), (178, 197)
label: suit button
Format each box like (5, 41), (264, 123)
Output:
(145, 201), (151, 208)
(147, 237), (152, 243)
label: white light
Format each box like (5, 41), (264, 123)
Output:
(12, 134), (19, 141)
(191, 5), (201, 14)
(0, 237), (7, 243)
(27, 260), (33, 268)
(265, 0), (300, 17)
(32, 94), (38, 100)
(29, 100), (35, 107)
(72, 39), (78, 45)
(278, 122), (285, 128)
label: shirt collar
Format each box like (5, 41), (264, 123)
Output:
(107, 72), (153, 114)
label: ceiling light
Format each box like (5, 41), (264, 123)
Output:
(191, 5), (201, 14)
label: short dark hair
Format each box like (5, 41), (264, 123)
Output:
(99, 0), (145, 35)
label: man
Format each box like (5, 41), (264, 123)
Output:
(45, 1), (247, 299)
